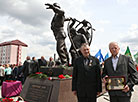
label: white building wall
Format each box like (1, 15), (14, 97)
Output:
(0, 43), (28, 65)
(10, 45), (18, 64)
(21, 46), (27, 65)
(0, 45), (11, 65)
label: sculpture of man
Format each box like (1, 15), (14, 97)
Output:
(45, 3), (69, 65)
(69, 19), (88, 65)
(77, 19), (91, 44)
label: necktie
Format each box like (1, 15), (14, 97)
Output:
(84, 58), (89, 65)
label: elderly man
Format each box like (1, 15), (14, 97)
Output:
(102, 42), (138, 102)
(72, 43), (102, 102)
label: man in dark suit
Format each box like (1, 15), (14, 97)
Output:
(72, 43), (102, 102)
(38, 56), (47, 68)
(102, 42), (138, 102)
(22, 56), (32, 81)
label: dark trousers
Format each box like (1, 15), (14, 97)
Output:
(110, 95), (131, 102)
(56, 39), (69, 65)
(77, 97), (96, 102)
(5, 74), (12, 80)
(0, 76), (4, 85)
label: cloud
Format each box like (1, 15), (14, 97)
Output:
(97, 20), (111, 25)
(120, 24), (138, 44)
(0, 0), (50, 26)
(116, 0), (129, 5)
(120, 24), (138, 53)
(0, 0), (137, 60)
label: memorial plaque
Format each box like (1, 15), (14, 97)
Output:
(105, 76), (126, 90)
(25, 83), (53, 102)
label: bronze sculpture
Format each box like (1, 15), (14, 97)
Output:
(67, 18), (88, 65)
(45, 3), (69, 65)
(45, 3), (95, 65)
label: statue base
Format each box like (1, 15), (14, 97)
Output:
(20, 77), (77, 102)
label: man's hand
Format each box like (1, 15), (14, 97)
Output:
(122, 85), (130, 92)
(97, 92), (101, 96)
(45, 3), (53, 9)
(72, 91), (77, 96)
(102, 75), (108, 84)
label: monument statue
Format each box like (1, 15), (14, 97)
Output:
(45, 3), (95, 65)
(67, 18), (88, 65)
(45, 3), (69, 65)
(76, 19), (95, 45)
(67, 18), (95, 65)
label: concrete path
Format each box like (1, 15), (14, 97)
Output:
(97, 85), (138, 102)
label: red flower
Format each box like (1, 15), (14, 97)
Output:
(5, 80), (10, 82)
(68, 64), (72, 67)
(5, 80), (16, 82)
(48, 77), (53, 80)
(2, 97), (13, 102)
(35, 72), (42, 74)
(58, 74), (65, 79)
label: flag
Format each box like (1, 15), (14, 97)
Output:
(124, 46), (132, 57)
(134, 52), (138, 64)
(95, 49), (104, 62)
(104, 53), (109, 60)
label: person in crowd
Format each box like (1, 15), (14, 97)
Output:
(48, 57), (55, 67)
(31, 57), (39, 73)
(102, 42), (138, 102)
(21, 56), (32, 82)
(17, 64), (24, 84)
(45, 3), (69, 65)
(0, 65), (5, 85)
(12, 65), (19, 80)
(4, 64), (12, 80)
(38, 56), (47, 68)
(55, 57), (62, 66)
(72, 43), (102, 102)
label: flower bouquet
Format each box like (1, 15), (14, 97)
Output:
(58, 74), (72, 79)
(29, 72), (47, 79)
(5, 80), (16, 82)
(0, 97), (14, 102)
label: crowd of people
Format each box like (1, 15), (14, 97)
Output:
(0, 42), (138, 102)
(0, 56), (62, 85)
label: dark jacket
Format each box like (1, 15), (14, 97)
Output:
(72, 55), (102, 97)
(102, 54), (138, 96)
(38, 59), (47, 68)
(22, 60), (32, 78)
(31, 60), (39, 73)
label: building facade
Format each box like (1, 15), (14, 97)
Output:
(0, 40), (28, 65)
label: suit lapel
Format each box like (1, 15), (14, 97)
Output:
(116, 54), (123, 71)
(109, 57), (115, 72)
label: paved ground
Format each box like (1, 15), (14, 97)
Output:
(0, 85), (138, 101)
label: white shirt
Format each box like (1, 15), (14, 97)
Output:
(112, 54), (119, 71)
(0, 66), (5, 76)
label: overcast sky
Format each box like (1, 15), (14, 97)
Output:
(0, 0), (138, 60)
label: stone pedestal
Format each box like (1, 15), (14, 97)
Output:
(39, 67), (73, 76)
(20, 77), (77, 102)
